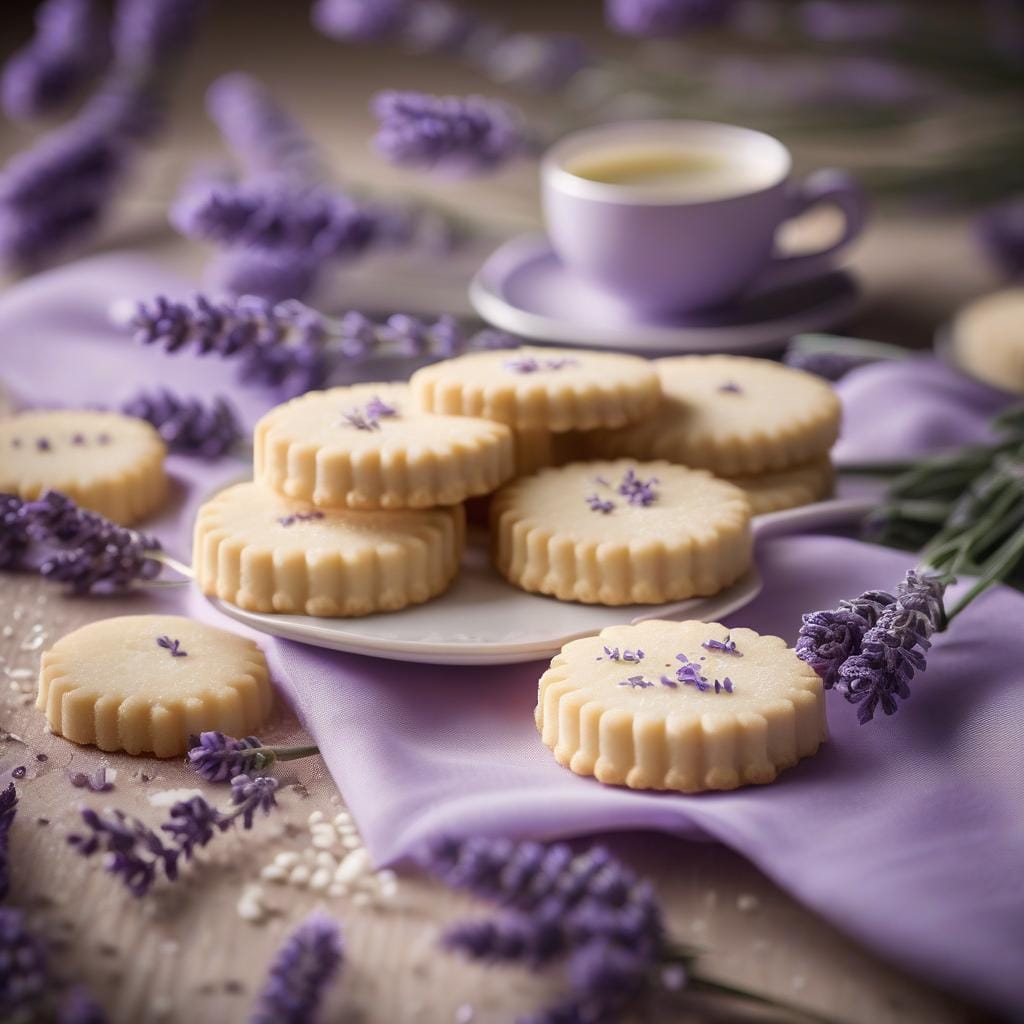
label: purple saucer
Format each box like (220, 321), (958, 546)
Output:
(469, 234), (862, 354)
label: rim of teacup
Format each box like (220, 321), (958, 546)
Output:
(542, 119), (792, 206)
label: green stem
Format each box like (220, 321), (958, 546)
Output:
(945, 524), (1024, 623)
(151, 550), (193, 580)
(267, 744), (320, 763)
(688, 976), (838, 1024)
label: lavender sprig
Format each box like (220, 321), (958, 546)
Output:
(372, 91), (525, 175)
(249, 913), (344, 1024)
(187, 731), (321, 783)
(112, 0), (207, 69)
(68, 775), (278, 897)
(121, 390), (241, 458)
(605, 0), (737, 36)
(0, 907), (49, 1018)
(0, 784), (16, 902)
(23, 491), (163, 593)
(0, 0), (107, 122)
(120, 292), (516, 397)
(0, 495), (29, 571)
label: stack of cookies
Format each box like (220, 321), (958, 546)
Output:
(192, 348), (841, 617)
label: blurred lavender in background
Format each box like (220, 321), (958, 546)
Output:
(975, 196), (1024, 279)
(0, 0), (107, 122)
(605, 0), (737, 36)
(798, 1), (906, 43)
(372, 91), (525, 175)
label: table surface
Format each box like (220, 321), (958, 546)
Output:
(0, 3), (1008, 1023)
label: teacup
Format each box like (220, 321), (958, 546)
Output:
(541, 119), (868, 315)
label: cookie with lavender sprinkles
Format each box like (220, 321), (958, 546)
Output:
(410, 347), (660, 431)
(491, 460), (752, 605)
(0, 410), (166, 524)
(194, 481), (464, 616)
(37, 615), (271, 757)
(584, 355), (841, 475)
(537, 620), (826, 792)
(254, 382), (513, 509)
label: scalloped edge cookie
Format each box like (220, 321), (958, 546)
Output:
(583, 355), (841, 475)
(194, 481), (465, 617)
(536, 620), (826, 792)
(37, 615), (272, 757)
(254, 382), (514, 510)
(952, 287), (1024, 394)
(0, 409), (167, 524)
(726, 457), (835, 515)
(410, 347), (661, 431)
(490, 460), (752, 605)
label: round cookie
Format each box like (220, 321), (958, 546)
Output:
(584, 355), (841, 476)
(0, 410), (167, 524)
(725, 457), (835, 515)
(537, 619), (826, 792)
(490, 460), (752, 605)
(254, 382), (513, 510)
(410, 347), (661, 431)
(37, 615), (272, 757)
(194, 481), (465, 616)
(951, 288), (1024, 394)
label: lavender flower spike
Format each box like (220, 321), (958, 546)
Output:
(112, 0), (208, 69)
(0, 494), (29, 571)
(250, 913), (344, 1024)
(0, 907), (49, 1018)
(373, 91), (525, 175)
(121, 390), (241, 458)
(1, 0), (107, 122)
(0, 783), (17, 902)
(187, 731), (320, 782)
(606, 0), (737, 36)
(312, 0), (410, 41)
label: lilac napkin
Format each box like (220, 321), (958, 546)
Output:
(3, 255), (1021, 1014)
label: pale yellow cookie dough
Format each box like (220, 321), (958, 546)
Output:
(725, 458), (835, 515)
(254, 382), (513, 510)
(583, 355), (841, 476)
(537, 619), (826, 792)
(37, 615), (272, 757)
(952, 288), (1024, 394)
(194, 481), (465, 616)
(410, 347), (661, 431)
(491, 460), (752, 605)
(0, 410), (167, 524)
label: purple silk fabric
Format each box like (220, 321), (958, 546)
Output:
(2, 255), (1021, 1013)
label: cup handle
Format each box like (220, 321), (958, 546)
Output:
(764, 169), (869, 287)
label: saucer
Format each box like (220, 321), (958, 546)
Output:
(469, 234), (862, 355)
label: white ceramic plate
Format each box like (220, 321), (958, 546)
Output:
(469, 234), (862, 356)
(206, 495), (876, 665)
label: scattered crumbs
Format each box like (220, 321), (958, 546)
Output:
(737, 893), (760, 913)
(236, 883), (271, 924)
(36, 817), (50, 827)
(148, 788), (203, 808)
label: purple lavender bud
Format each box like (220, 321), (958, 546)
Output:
(250, 913), (344, 1024)
(229, 773), (279, 828)
(444, 910), (565, 967)
(187, 732), (269, 783)
(566, 940), (648, 1004)
(160, 794), (230, 857)
(24, 491), (162, 593)
(975, 196), (1024, 280)
(616, 468), (659, 507)
(400, 0), (478, 52)
(121, 389), (241, 458)
(799, 1), (905, 43)
(486, 32), (590, 91)
(212, 247), (324, 306)
(206, 72), (319, 181)
(112, 0), (207, 68)
(0, 906), (49, 1016)
(311, 0), (410, 41)
(372, 91), (524, 175)
(68, 806), (179, 897)
(57, 986), (109, 1024)
(0, 783), (17, 903)
(0, 494), (29, 571)
(606, 0), (737, 35)
(1, 0), (108, 122)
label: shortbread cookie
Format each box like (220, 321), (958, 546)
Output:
(584, 355), (841, 475)
(0, 410), (167, 524)
(726, 458), (835, 515)
(254, 382), (513, 509)
(194, 481), (464, 616)
(410, 347), (661, 431)
(951, 288), (1024, 393)
(537, 619), (826, 792)
(491, 460), (752, 605)
(37, 615), (272, 757)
